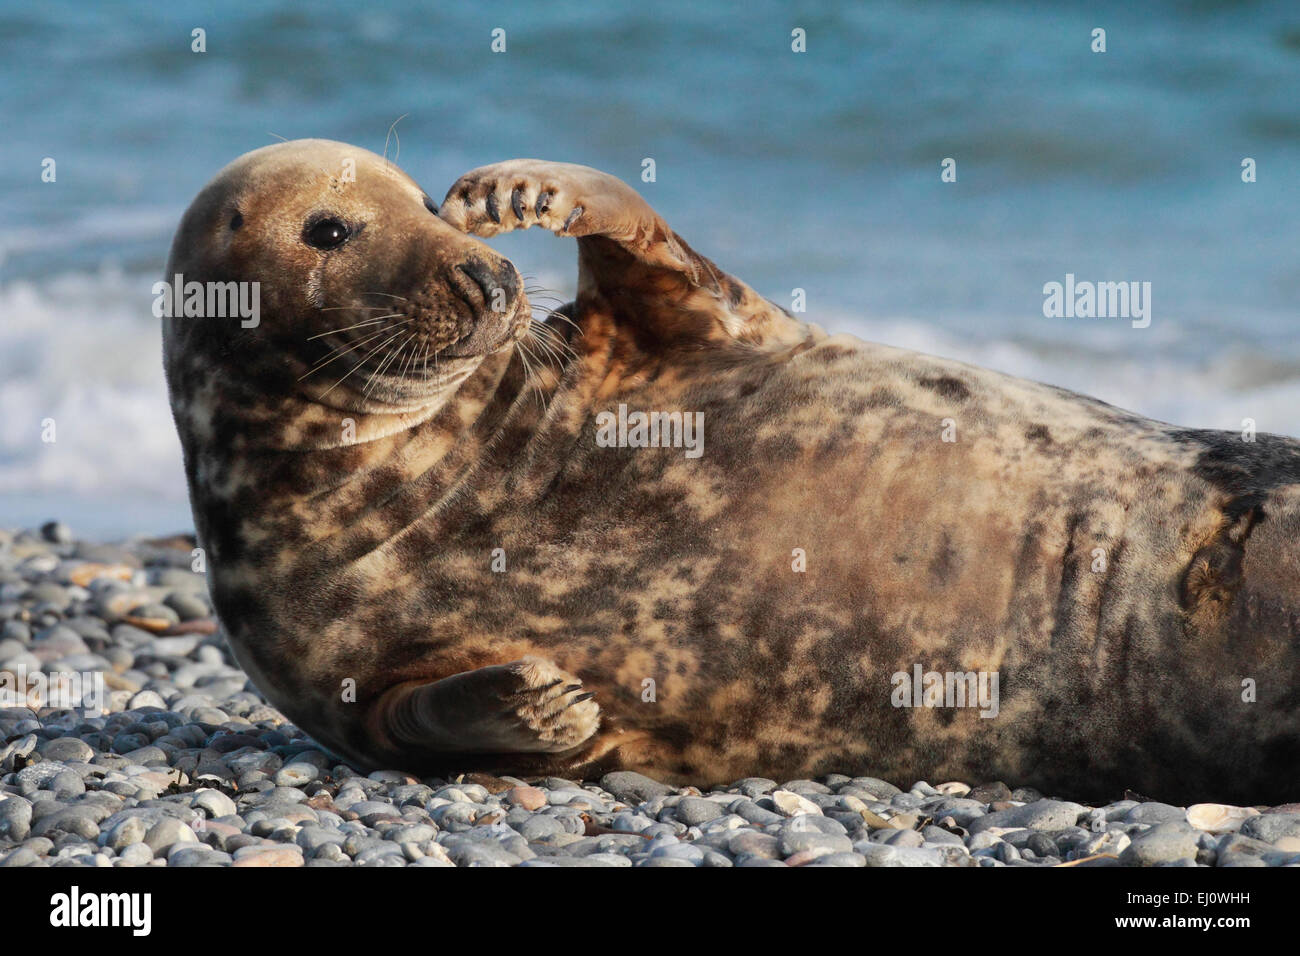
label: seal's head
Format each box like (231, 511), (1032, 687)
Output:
(163, 138), (528, 415)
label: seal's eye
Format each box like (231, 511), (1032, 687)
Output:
(304, 218), (350, 250)
(423, 195), (440, 217)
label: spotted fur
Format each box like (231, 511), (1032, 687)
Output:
(163, 141), (1300, 803)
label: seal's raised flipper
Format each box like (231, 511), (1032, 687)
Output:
(374, 656), (601, 757)
(440, 160), (808, 352)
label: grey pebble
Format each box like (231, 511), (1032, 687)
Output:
(1240, 814), (1300, 845)
(599, 771), (674, 804)
(779, 831), (854, 857)
(445, 842), (522, 867)
(144, 817), (199, 853)
(805, 851), (866, 867)
(163, 592), (210, 621)
(0, 797), (35, 841)
(1, 848), (42, 867)
(1119, 823), (1199, 866)
(674, 796), (725, 826)
(731, 799), (785, 826)
(967, 799), (1086, 835)
(1124, 802), (1186, 826)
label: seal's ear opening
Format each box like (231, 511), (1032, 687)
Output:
(229, 210), (243, 230)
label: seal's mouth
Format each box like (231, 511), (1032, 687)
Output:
(298, 252), (529, 401)
(441, 290), (530, 359)
(435, 255), (528, 359)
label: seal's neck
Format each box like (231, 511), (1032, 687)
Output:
(183, 333), (588, 570)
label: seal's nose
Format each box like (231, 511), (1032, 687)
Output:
(441, 255), (525, 358)
(457, 258), (520, 311)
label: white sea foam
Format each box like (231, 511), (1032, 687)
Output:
(2, 269), (1298, 537)
(0, 268), (186, 535)
(821, 311), (1300, 437)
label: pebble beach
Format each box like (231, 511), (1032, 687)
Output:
(3, 523), (1299, 869)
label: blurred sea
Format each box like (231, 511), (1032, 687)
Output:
(1, 0), (1298, 536)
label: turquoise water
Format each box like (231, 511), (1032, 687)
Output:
(2, 0), (1298, 535)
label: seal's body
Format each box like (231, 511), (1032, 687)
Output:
(164, 141), (1300, 803)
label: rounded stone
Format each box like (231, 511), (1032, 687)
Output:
(1119, 823), (1199, 866)
(190, 789), (238, 819)
(674, 796), (725, 826)
(144, 818), (199, 854)
(105, 816), (149, 849)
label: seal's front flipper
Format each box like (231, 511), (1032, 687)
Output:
(375, 656), (601, 757)
(440, 160), (809, 352)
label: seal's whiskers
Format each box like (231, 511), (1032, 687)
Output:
(319, 325), (411, 397)
(298, 318), (409, 381)
(363, 331), (414, 397)
(306, 316), (391, 341)
(527, 319), (576, 366)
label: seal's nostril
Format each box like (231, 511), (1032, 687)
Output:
(494, 261), (521, 299)
(457, 259), (519, 311)
(457, 260), (497, 302)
